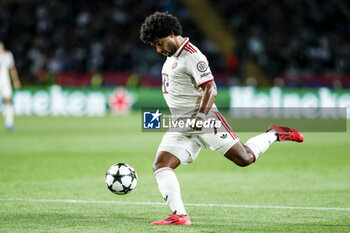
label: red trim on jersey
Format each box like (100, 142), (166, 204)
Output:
(185, 45), (195, 53)
(198, 79), (214, 87)
(184, 47), (194, 54)
(186, 44), (197, 52)
(214, 112), (239, 140)
(177, 40), (189, 57)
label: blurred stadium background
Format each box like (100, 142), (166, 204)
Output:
(1, 1), (350, 232)
(2, 0), (350, 86)
(1, 0), (350, 117)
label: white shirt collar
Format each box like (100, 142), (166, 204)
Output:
(172, 37), (189, 57)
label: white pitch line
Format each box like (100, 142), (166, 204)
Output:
(0, 198), (349, 211)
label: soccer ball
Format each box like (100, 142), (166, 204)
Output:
(105, 163), (138, 195)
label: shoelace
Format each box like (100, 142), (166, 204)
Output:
(165, 215), (180, 223)
(281, 127), (292, 132)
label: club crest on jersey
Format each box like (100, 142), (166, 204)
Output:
(197, 61), (208, 72)
(172, 62), (178, 69)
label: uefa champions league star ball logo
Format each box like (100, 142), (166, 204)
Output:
(108, 87), (134, 115)
(143, 109), (161, 129)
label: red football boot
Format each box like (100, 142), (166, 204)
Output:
(151, 214), (192, 225)
(267, 124), (304, 142)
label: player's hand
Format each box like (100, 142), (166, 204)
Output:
(192, 117), (204, 131)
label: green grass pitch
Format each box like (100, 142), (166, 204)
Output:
(0, 114), (349, 232)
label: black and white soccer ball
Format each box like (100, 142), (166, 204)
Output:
(105, 163), (138, 195)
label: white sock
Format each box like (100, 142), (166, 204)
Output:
(154, 167), (186, 215)
(3, 103), (14, 127)
(245, 132), (277, 159)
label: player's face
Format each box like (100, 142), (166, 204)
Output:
(152, 36), (177, 57)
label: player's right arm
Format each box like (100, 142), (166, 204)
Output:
(192, 80), (217, 130)
(186, 50), (217, 130)
(198, 80), (217, 116)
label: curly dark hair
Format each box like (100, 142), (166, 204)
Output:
(140, 12), (182, 44)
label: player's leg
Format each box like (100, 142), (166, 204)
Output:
(224, 131), (278, 166)
(2, 97), (14, 131)
(212, 112), (303, 166)
(223, 142), (256, 166)
(151, 133), (199, 225)
(152, 151), (191, 225)
(1, 83), (14, 131)
(212, 111), (270, 166)
(153, 151), (181, 171)
(153, 151), (187, 215)
(224, 125), (304, 166)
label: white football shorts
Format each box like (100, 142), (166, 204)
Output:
(156, 112), (240, 165)
(0, 78), (12, 99)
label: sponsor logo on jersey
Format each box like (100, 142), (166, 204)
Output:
(143, 109), (161, 129)
(200, 72), (212, 78)
(197, 61), (208, 72)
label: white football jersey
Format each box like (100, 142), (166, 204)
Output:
(161, 38), (216, 118)
(0, 51), (14, 83)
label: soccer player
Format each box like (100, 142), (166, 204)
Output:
(140, 12), (304, 225)
(0, 41), (21, 131)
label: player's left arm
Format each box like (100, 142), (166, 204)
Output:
(9, 66), (21, 89)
